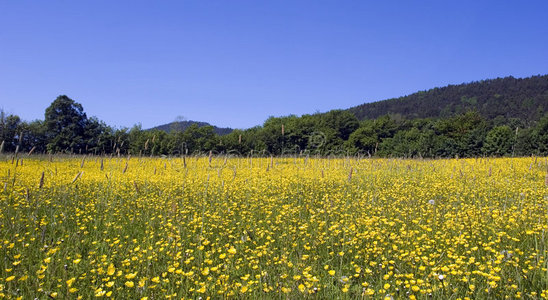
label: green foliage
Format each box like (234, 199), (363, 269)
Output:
(20, 120), (47, 153)
(151, 120), (232, 135)
(0, 110), (22, 152)
(483, 126), (515, 156)
(532, 114), (548, 155)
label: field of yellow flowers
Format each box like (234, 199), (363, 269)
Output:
(0, 155), (547, 299)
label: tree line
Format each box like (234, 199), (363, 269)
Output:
(2, 95), (548, 157)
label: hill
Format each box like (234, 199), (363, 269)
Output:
(347, 75), (548, 124)
(150, 121), (233, 135)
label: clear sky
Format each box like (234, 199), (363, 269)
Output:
(1, 1), (547, 129)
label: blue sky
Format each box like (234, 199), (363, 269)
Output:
(1, 1), (547, 129)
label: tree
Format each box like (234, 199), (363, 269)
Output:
(532, 114), (548, 155)
(514, 127), (535, 156)
(482, 125), (514, 156)
(345, 116), (402, 155)
(20, 120), (47, 153)
(0, 110), (22, 152)
(345, 121), (378, 155)
(434, 111), (488, 157)
(45, 95), (88, 153)
(318, 110), (359, 150)
(84, 117), (113, 154)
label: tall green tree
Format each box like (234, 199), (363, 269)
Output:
(45, 95), (88, 153)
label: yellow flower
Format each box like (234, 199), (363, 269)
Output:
(125, 281), (134, 288)
(328, 270), (336, 276)
(5, 276), (15, 282)
(94, 288), (106, 297)
(66, 277), (76, 287)
(107, 264), (115, 276)
(228, 247), (237, 254)
(139, 278), (146, 287)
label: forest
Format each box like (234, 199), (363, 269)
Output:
(2, 74), (548, 158)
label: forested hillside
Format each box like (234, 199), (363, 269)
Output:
(150, 121), (232, 135)
(348, 75), (548, 124)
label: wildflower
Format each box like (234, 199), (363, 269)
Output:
(107, 264), (115, 276)
(66, 277), (76, 287)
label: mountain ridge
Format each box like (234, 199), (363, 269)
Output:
(149, 120), (233, 135)
(346, 74), (548, 124)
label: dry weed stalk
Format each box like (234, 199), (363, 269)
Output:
(39, 171), (44, 189)
(71, 171), (82, 184)
(348, 167), (353, 182)
(28, 146), (36, 156)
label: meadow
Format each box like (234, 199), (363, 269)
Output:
(0, 155), (547, 299)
